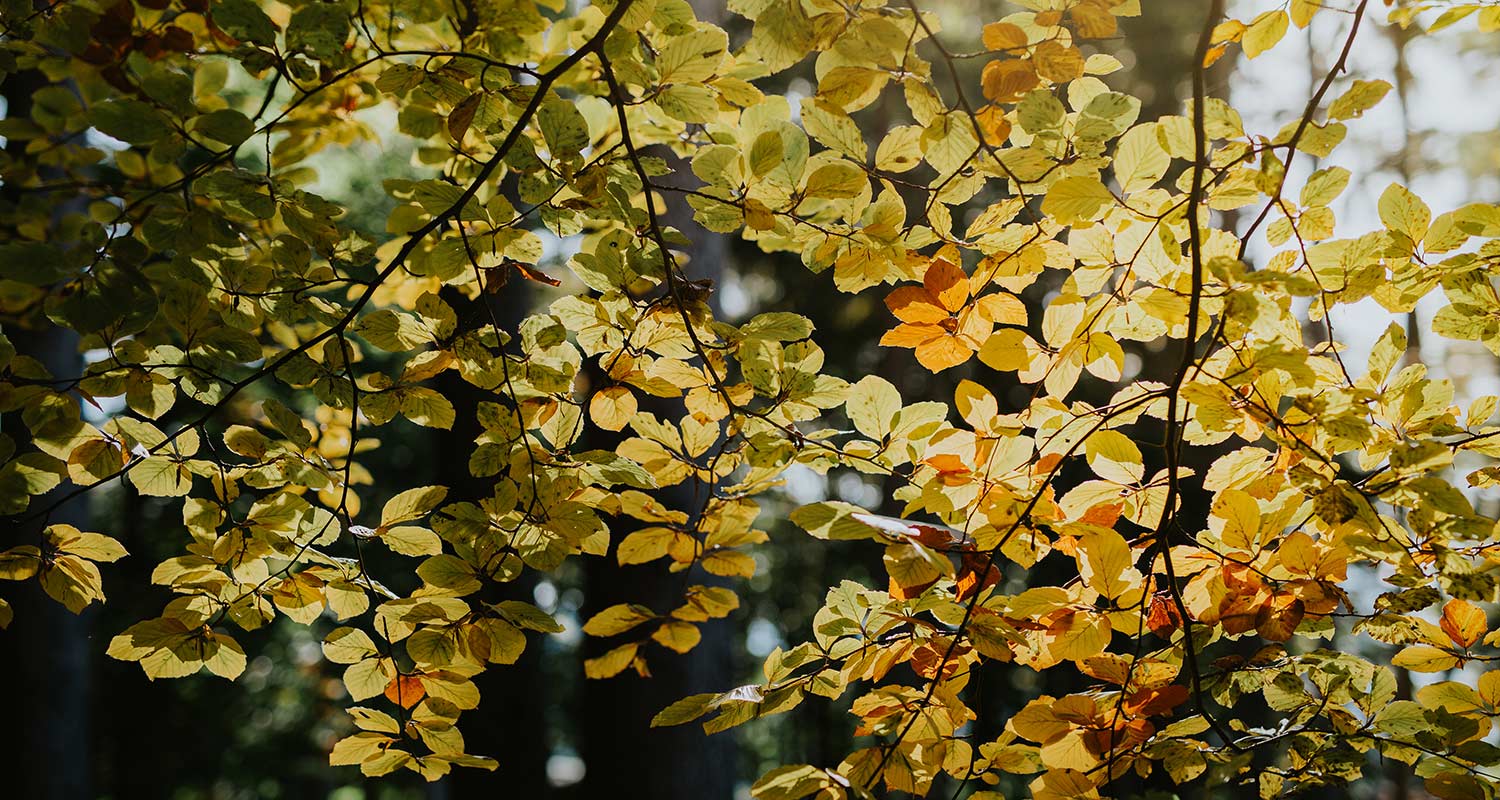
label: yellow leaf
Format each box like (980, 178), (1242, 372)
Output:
(584, 642), (640, 679)
(41, 555), (104, 613)
(0, 545), (42, 580)
(651, 620), (702, 653)
(344, 657), (393, 701)
(1050, 610), (1112, 662)
(1113, 124), (1169, 193)
(1378, 182), (1432, 242)
(1211, 20), (1246, 44)
(803, 162), (867, 199)
(590, 386), (638, 432)
(978, 328), (1040, 372)
(846, 375), (903, 440)
(381, 486), (448, 526)
(583, 603), (655, 637)
(617, 527), (676, 565)
(1242, 11), (1289, 59)
(874, 125), (923, 173)
(1392, 644), (1460, 673)
(203, 633), (247, 680)
(1209, 490), (1261, 552)
(380, 526), (443, 557)
(1040, 176), (1114, 225)
(702, 549), (756, 577)
(325, 581), (370, 620)
(1084, 430), (1144, 484)
(324, 627), (380, 664)
(1079, 531), (1135, 600)
(48, 525), (128, 562)
(1290, 0), (1320, 28)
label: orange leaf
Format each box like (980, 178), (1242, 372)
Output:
(915, 335), (974, 372)
(879, 322), (943, 348)
(956, 552), (1001, 601)
(1124, 684), (1189, 717)
(510, 260), (561, 287)
(923, 257), (970, 312)
(1202, 42), (1231, 68)
(885, 286), (947, 323)
(1069, 3), (1118, 39)
(911, 640), (969, 679)
(888, 574), (938, 601)
(1441, 598), (1487, 649)
(1255, 594), (1304, 642)
(982, 21), (1029, 52)
(976, 105), (1012, 146)
(923, 452), (972, 478)
(384, 673), (426, 709)
(1033, 41), (1085, 83)
(1078, 502), (1122, 528)
(982, 59), (1040, 103)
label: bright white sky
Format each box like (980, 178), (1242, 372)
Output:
(1231, 1), (1500, 396)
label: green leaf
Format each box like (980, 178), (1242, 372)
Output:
(651, 693), (717, 727)
(789, 502), (883, 541)
(417, 555), (481, 595)
(538, 96), (589, 159)
(657, 27), (728, 84)
(192, 109), (255, 147)
(91, 99), (170, 145)
(129, 457), (193, 497)
(354, 310), (434, 352)
(213, 0), (279, 45)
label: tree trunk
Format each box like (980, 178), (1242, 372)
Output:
(0, 67), (95, 800)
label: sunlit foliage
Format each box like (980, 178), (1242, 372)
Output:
(5, 0), (1500, 796)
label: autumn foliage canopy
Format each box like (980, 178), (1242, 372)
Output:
(6, 0), (1500, 797)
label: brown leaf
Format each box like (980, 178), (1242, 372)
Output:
(510, 260), (561, 287)
(1146, 593), (1181, 638)
(1255, 594), (1304, 642)
(448, 93), (482, 142)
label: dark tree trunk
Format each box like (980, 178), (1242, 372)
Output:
(430, 282), (557, 799)
(0, 67), (95, 800)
